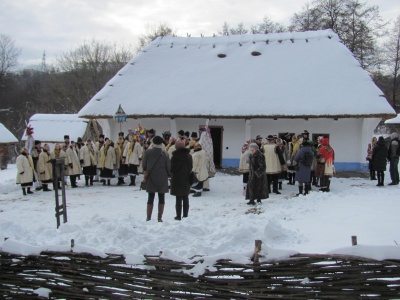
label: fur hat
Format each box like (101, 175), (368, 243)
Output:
(99, 134), (105, 139)
(162, 131), (171, 138)
(64, 135), (69, 139)
(118, 132), (124, 137)
(34, 140), (41, 145)
(255, 135), (262, 140)
(152, 135), (163, 145)
(178, 129), (185, 136)
(191, 132), (198, 138)
(184, 131), (190, 138)
(175, 139), (186, 149)
(391, 132), (399, 140)
(148, 129), (155, 135)
(77, 137), (83, 142)
(266, 135), (274, 140)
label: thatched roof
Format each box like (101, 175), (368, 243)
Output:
(0, 123), (18, 145)
(78, 30), (395, 120)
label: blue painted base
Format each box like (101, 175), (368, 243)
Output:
(221, 159), (369, 172)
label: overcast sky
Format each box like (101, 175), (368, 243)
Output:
(1, 0), (400, 68)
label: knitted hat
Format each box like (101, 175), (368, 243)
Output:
(175, 139), (186, 149)
(249, 143), (259, 150)
(152, 135), (163, 145)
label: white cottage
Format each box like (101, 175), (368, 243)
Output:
(0, 123), (18, 169)
(78, 30), (395, 171)
(21, 114), (100, 150)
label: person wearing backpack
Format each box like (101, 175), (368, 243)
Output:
(293, 139), (314, 196)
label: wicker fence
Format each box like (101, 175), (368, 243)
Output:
(1, 245), (400, 299)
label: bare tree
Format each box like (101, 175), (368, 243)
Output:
(383, 16), (400, 109)
(250, 16), (286, 34)
(0, 34), (21, 82)
(53, 39), (133, 112)
(136, 22), (176, 52)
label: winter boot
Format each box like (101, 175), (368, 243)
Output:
(107, 179), (111, 186)
(287, 173), (292, 185)
(146, 204), (153, 221)
(90, 176), (93, 186)
(304, 184), (311, 195)
(296, 186), (303, 196)
(158, 204), (165, 222)
(22, 188), (27, 196)
(257, 199), (262, 204)
(85, 176), (89, 186)
(117, 178), (123, 185)
(278, 182), (282, 190)
(183, 198), (189, 218)
(175, 198), (182, 220)
(27, 187), (34, 194)
(193, 192), (202, 197)
(129, 175), (136, 186)
(42, 184), (51, 192)
(247, 200), (256, 205)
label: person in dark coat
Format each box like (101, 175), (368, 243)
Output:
(294, 139), (314, 196)
(142, 135), (171, 222)
(170, 139), (193, 220)
(372, 136), (389, 187)
(245, 143), (269, 205)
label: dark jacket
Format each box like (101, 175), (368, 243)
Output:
(142, 147), (171, 193)
(294, 144), (313, 183)
(170, 148), (193, 196)
(373, 140), (388, 171)
(245, 150), (269, 200)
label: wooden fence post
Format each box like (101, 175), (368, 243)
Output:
(252, 240), (262, 278)
(351, 236), (357, 246)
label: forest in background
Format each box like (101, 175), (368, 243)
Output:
(0, 0), (399, 140)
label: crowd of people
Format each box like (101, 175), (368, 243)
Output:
(239, 131), (336, 205)
(367, 132), (400, 186)
(16, 125), (216, 222)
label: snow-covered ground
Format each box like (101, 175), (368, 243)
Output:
(1, 164), (399, 276)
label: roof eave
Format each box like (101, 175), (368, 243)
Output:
(79, 113), (397, 120)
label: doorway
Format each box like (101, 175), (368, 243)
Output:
(208, 126), (223, 169)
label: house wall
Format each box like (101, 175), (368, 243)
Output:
(104, 117), (381, 172)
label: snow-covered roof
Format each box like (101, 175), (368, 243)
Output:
(384, 114), (400, 124)
(0, 123), (18, 144)
(21, 114), (88, 143)
(78, 30), (395, 119)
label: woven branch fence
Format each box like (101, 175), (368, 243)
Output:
(1, 246), (400, 299)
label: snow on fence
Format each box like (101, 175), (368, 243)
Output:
(1, 241), (400, 299)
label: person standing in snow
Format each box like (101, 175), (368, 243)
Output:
(245, 143), (268, 204)
(366, 137), (377, 180)
(318, 138), (335, 192)
(99, 138), (116, 186)
(387, 132), (399, 185)
(170, 139), (192, 220)
(372, 136), (388, 187)
(66, 141), (82, 188)
(123, 135), (142, 186)
(142, 135), (171, 222)
(199, 126), (216, 192)
(51, 143), (67, 189)
(287, 135), (299, 186)
(239, 140), (251, 196)
(191, 142), (209, 197)
(293, 139), (314, 196)
(115, 132), (128, 185)
(94, 134), (105, 182)
(262, 135), (286, 194)
(80, 139), (97, 186)
(16, 147), (35, 196)
(37, 143), (53, 191)
(30, 140), (42, 190)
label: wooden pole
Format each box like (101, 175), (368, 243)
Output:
(351, 236), (357, 246)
